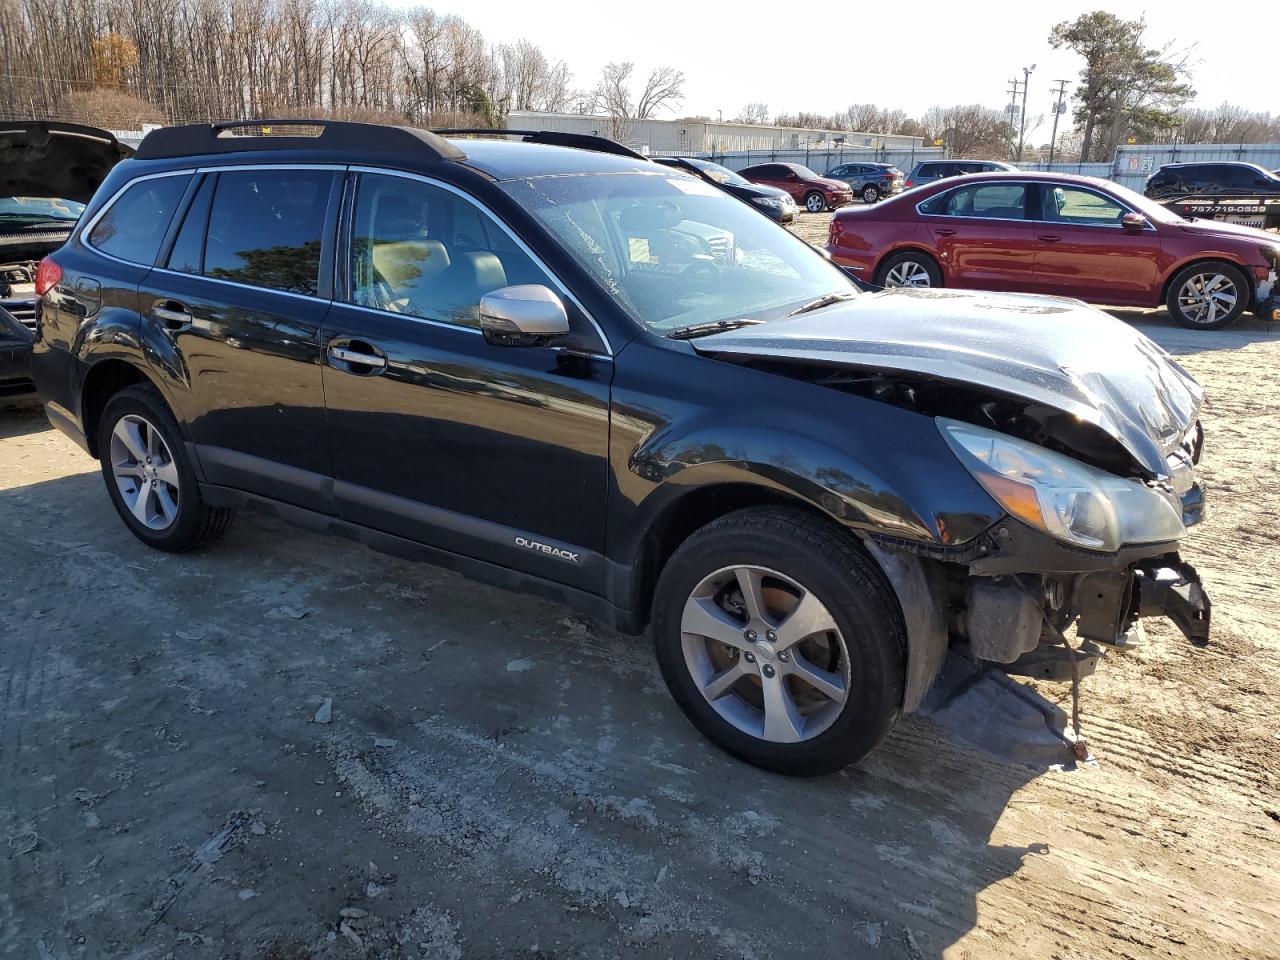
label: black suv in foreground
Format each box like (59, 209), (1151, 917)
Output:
(32, 121), (1211, 774)
(1144, 162), (1280, 231)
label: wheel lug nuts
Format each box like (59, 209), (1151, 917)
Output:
(744, 629), (756, 641)
(778, 651), (790, 662)
(762, 664), (776, 678)
(765, 631), (777, 642)
(744, 652), (755, 663)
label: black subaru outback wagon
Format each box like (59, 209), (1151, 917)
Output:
(31, 121), (1211, 774)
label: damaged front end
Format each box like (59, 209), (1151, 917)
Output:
(695, 290), (1212, 746)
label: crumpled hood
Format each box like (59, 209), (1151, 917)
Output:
(694, 287), (1204, 475)
(0, 122), (133, 203)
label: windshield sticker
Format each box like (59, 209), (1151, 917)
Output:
(666, 177), (721, 197)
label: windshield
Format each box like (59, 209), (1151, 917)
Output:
(686, 158), (750, 186)
(0, 196), (86, 225)
(501, 172), (856, 334)
(789, 165), (820, 179)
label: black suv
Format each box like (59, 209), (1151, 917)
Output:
(1144, 162), (1280, 230)
(32, 121), (1211, 774)
(653, 156), (797, 223)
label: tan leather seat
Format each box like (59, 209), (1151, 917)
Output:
(370, 239), (451, 308)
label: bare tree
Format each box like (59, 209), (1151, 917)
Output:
(635, 65), (684, 119)
(735, 102), (769, 125)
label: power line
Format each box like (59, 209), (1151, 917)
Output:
(1047, 79), (1069, 164)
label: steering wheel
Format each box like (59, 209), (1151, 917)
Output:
(684, 258), (722, 288)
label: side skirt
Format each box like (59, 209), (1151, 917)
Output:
(198, 483), (631, 631)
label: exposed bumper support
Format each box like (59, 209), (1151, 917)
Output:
(1135, 557), (1210, 647)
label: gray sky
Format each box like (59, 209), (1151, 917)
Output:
(386, 0), (1272, 124)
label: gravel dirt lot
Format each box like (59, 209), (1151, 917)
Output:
(2, 230), (1278, 958)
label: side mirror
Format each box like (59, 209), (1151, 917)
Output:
(479, 284), (570, 346)
(1122, 212), (1150, 233)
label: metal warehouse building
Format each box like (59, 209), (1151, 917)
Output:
(506, 110), (925, 155)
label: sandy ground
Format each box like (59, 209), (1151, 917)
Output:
(2, 268), (1279, 959)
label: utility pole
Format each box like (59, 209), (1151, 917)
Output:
(1047, 79), (1069, 165)
(1017, 63), (1036, 162)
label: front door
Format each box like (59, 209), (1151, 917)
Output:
(320, 170), (613, 591)
(1031, 183), (1164, 304)
(139, 166), (343, 510)
(922, 182), (1042, 291)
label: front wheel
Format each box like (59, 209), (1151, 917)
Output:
(1166, 262), (1249, 330)
(98, 384), (234, 552)
(651, 507), (905, 775)
(804, 191), (827, 213)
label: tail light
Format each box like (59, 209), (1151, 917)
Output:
(35, 256), (62, 296)
(904, 180), (914, 188)
(829, 218), (845, 244)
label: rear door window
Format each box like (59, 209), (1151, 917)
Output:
(204, 169), (338, 296)
(923, 183), (1028, 218)
(88, 174), (191, 265)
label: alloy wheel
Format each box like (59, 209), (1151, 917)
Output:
(884, 260), (933, 287)
(806, 193), (825, 213)
(1177, 272), (1238, 326)
(680, 564), (850, 743)
(109, 414), (180, 530)
(862, 186), (878, 203)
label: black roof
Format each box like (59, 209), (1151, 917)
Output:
(132, 119), (661, 181)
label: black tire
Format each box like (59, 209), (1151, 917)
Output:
(874, 250), (943, 289)
(803, 191), (827, 213)
(97, 384), (234, 552)
(1165, 261), (1250, 330)
(861, 184), (880, 204)
(651, 507), (906, 776)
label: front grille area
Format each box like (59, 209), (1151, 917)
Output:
(0, 298), (36, 331)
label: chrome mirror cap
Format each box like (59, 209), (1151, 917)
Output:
(480, 284), (570, 344)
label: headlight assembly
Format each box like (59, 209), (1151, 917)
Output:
(937, 418), (1186, 552)
(750, 196), (782, 209)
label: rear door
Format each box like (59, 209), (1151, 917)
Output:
(138, 165), (343, 510)
(320, 169), (612, 590)
(919, 181), (1042, 290)
(1031, 183), (1163, 304)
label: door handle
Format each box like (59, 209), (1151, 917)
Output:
(1037, 234), (1063, 243)
(326, 340), (387, 375)
(934, 228), (957, 236)
(152, 299), (193, 331)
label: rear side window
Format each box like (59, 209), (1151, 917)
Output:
(166, 175), (215, 274)
(921, 183), (1027, 218)
(204, 169), (338, 296)
(88, 174), (191, 265)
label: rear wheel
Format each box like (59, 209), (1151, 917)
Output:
(875, 251), (942, 289)
(98, 384), (234, 551)
(1166, 262), (1249, 330)
(651, 507), (905, 775)
(804, 191), (827, 213)
(862, 185), (880, 203)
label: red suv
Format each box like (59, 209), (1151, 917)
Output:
(739, 162), (853, 213)
(826, 171), (1280, 329)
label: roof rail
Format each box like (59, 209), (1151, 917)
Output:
(134, 119), (466, 163)
(434, 128), (648, 161)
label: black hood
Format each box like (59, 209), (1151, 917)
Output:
(694, 288), (1204, 476)
(0, 121), (134, 203)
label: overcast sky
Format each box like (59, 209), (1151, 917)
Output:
(386, 0), (1272, 125)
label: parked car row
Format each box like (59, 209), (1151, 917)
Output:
(826, 170), (1280, 329)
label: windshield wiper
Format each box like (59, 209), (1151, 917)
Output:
(786, 291), (857, 317)
(667, 318), (763, 340)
